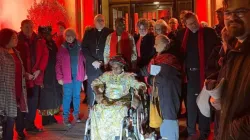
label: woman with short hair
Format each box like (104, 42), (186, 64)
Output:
(56, 28), (86, 126)
(0, 28), (28, 140)
(134, 18), (156, 69)
(154, 19), (170, 36)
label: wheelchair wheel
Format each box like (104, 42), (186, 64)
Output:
(83, 135), (90, 140)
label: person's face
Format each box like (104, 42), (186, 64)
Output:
(138, 25), (147, 37)
(58, 25), (65, 35)
(115, 20), (125, 35)
(217, 12), (224, 24)
(65, 34), (75, 43)
(7, 34), (18, 48)
(185, 16), (200, 33)
(154, 37), (166, 53)
(224, 0), (250, 38)
(111, 63), (123, 75)
(148, 24), (154, 33)
(169, 19), (179, 31)
(95, 16), (105, 30)
(21, 22), (33, 38)
(155, 25), (163, 35)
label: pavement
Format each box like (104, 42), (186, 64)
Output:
(12, 93), (214, 140)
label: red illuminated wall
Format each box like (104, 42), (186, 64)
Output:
(196, 0), (208, 22)
(83, 0), (94, 28)
(158, 10), (168, 19)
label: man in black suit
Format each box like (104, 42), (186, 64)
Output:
(176, 12), (221, 140)
(81, 14), (113, 107)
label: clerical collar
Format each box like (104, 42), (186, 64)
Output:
(96, 28), (103, 32)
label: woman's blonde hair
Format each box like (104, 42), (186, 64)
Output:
(155, 19), (171, 34)
(63, 28), (77, 39)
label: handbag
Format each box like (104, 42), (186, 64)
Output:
(149, 77), (162, 128)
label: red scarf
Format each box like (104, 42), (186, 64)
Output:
(110, 31), (132, 63)
(181, 26), (205, 89)
(136, 36), (142, 59)
(148, 53), (181, 73)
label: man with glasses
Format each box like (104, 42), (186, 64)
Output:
(214, 8), (225, 37)
(176, 12), (221, 140)
(168, 18), (179, 41)
(210, 0), (250, 139)
(81, 14), (113, 107)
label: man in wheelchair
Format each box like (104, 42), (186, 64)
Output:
(88, 56), (147, 140)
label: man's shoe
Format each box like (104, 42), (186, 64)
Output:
(26, 126), (42, 132)
(63, 119), (72, 127)
(186, 134), (199, 140)
(17, 132), (26, 139)
(71, 116), (81, 125)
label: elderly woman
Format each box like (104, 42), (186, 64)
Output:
(134, 18), (156, 69)
(56, 28), (86, 126)
(141, 35), (182, 140)
(0, 28), (28, 140)
(154, 19), (170, 36)
(91, 56), (147, 140)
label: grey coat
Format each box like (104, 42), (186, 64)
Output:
(0, 48), (28, 117)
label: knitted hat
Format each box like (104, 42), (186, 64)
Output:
(109, 55), (127, 67)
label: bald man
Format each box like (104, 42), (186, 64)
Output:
(168, 18), (179, 41)
(81, 14), (113, 106)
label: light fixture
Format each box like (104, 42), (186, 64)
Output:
(153, 1), (160, 5)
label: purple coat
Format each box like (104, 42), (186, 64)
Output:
(56, 42), (86, 84)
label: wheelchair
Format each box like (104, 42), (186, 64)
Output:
(83, 89), (157, 140)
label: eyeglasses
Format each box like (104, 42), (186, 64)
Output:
(155, 28), (162, 32)
(138, 28), (147, 31)
(96, 19), (104, 22)
(224, 8), (250, 19)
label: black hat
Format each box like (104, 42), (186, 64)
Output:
(38, 26), (52, 34)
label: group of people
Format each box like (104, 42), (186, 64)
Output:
(1, 0), (250, 139)
(0, 20), (86, 139)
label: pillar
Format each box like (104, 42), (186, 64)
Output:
(195, 0), (208, 22)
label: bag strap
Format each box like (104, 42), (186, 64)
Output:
(151, 77), (162, 118)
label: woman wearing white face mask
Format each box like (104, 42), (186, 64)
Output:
(55, 28), (86, 127)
